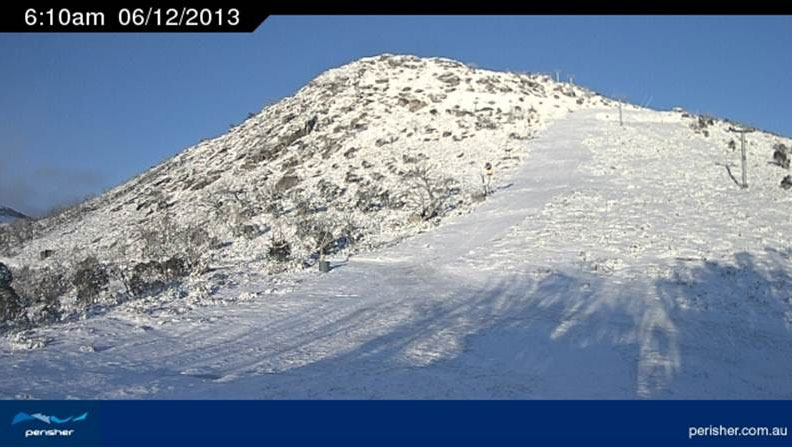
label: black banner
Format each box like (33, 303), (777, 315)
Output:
(3, 4), (792, 32)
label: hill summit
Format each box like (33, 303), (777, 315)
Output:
(1, 54), (609, 281)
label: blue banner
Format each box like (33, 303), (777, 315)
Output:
(1, 400), (790, 446)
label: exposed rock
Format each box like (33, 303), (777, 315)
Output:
(437, 72), (461, 86)
(345, 172), (363, 183)
(397, 97), (427, 112)
(275, 175), (300, 192)
(343, 147), (359, 159)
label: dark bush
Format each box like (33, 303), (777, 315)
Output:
(12, 265), (68, 324)
(129, 261), (166, 297)
(0, 285), (25, 328)
(0, 263), (32, 329)
(0, 262), (12, 285)
(127, 256), (191, 297)
(355, 188), (390, 212)
(781, 175), (792, 190)
(772, 143), (789, 169)
(162, 257), (188, 280)
(72, 256), (109, 307)
(316, 179), (345, 202)
(269, 240), (291, 262)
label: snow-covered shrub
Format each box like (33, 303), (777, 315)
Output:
(354, 185), (390, 212)
(11, 264), (66, 326)
(689, 115), (715, 137)
(179, 226), (213, 273)
(138, 214), (177, 261)
(137, 214), (213, 275)
(401, 165), (459, 222)
(126, 256), (191, 298)
(72, 256), (110, 308)
(0, 284), (26, 330)
(0, 219), (40, 256)
(203, 184), (282, 240)
(295, 209), (353, 264)
(128, 261), (166, 297)
(7, 330), (52, 351)
(772, 143), (789, 169)
(781, 175), (792, 190)
(0, 263), (36, 331)
(0, 262), (12, 286)
(232, 223), (268, 240)
(162, 257), (189, 280)
(470, 191), (487, 203)
(297, 215), (334, 260)
(316, 179), (345, 204)
(268, 239), (291, 262)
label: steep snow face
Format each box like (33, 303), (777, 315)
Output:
(2, 107), (790, 399)
(1, 54), (609, 275)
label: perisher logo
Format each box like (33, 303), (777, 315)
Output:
(11, 411), (88, 438)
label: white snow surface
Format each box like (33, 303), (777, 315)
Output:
(2, 101), (792, 399)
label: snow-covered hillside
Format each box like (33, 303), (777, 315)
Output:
(1, 54), (602, 269)
(1, 55), (791, 399)
(1, 54), (614, 328)
(0, 206), (28, 224)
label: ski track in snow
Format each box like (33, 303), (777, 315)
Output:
(2, 108), (792, 399)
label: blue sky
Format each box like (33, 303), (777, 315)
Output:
(2, 15), (791, 215)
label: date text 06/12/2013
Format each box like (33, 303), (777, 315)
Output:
(24, 7), (241, 28)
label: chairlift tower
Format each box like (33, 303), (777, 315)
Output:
(728, 126), (755, 189)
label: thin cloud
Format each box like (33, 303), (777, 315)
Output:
(0, 157), (105, 217)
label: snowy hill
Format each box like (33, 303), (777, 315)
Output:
(1, 55), (792, 399)
(0, 206), (29, 224)
(0, 54), (609, 322)
(1, 54), (602, 269)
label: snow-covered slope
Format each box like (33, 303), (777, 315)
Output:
(0, 54), (602, 269)
(1, 54), (614, 327)
(1, 55), (792, 399)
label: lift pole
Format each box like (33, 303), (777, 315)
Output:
(728, 126), (755, 189)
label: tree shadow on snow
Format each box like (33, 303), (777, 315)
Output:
(651, 250), (792, 398)
(183, 250), (792, 399)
